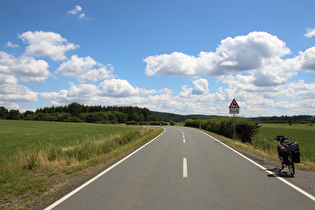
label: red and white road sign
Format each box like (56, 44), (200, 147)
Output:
(229, 99), (240, 108)
(229, 99), (240, 114)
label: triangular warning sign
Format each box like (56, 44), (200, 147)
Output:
(229, 99), (240, 108)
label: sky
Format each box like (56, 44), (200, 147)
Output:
(0, 0), (315, 117)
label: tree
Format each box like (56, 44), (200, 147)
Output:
(68, 102), (82, 117)
(0, 106), (8, 119)
(7, 110), (21, 120)
(170, 120), (176, 126)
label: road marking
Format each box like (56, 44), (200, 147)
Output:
(196, 128), (315, 202)
(183, 158), (188, 178)
(44, 128), (166, 210)
(178, 128), (186, 143)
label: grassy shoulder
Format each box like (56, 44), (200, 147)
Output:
(200, 127), (315, 172)
(0, 121), (163, 209)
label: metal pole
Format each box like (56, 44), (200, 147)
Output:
(233, 113), (235, 140)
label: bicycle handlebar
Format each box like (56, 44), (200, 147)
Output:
(270, 136), (291, 141)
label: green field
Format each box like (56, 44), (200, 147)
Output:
(0, 120), (137, 162)
(256, 124), (315, 161)
(0, 120), (162, 208)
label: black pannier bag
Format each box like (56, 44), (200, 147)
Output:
(278, 144), (289, 164)
(288, 141), (300, 163)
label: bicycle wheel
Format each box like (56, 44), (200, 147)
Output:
(288, 162), (295, 176)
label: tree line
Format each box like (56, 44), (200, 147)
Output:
(0, 103), (167, 125)
(250, 115), (315, 124)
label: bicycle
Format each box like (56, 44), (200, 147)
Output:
(271, 136), (300, 177)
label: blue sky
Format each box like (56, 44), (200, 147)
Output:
(1, 0), (315, 117)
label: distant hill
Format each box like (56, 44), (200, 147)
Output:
(152, 111), (221, 122)
(152, 111), (315, 124)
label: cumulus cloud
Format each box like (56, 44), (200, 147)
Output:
(304, 28), (315, 38)
(144, 31), (290, 78)
(40, 79), (147, 105)
(19, 31), (79, 61)
(299, 47), (315, 71)
(178, 78), (209, 98)
(192, 78), (209, 95)
(57, 55), (115, 82)
(0, 73), (38, 104)
(98, 79), (139, 97)
(289, 80), (315, 99)
(0, 51), (50, 82)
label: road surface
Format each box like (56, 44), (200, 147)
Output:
(46, 126), (315, 209)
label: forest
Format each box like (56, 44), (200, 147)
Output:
(0, 103), (166, 125)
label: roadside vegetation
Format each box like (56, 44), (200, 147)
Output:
(185, 117), (260, 143)
(186, 119), (315, 171)
(0, 120), (163, 209)
(253, 124), (315, 166)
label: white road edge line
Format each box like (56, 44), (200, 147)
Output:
(183, 158), (188, 178)
(197, 129), (315, 202)
(44, 128), (166, 210)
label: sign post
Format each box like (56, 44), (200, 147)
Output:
(229, 99), (240, 140)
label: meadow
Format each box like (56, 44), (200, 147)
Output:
(254, 124), (315, 162)
(0, 120), (137, 163)
(0, 120), (162, 209)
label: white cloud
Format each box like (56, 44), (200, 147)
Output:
(139, 88), (157, 95)
(67, 5), (90, 20)
(178, 78), (209, 98)
(57, 55), (115, 82)
(0, 51), (50, 82)
(19, 31), (79, 61)
(98, 79), (139, 97)
(40, 79), (151, 105)
(67, 5), (82, 15)
(299, 47), (315, 71)
(304, 28), (315, 38)
(192, 78), (209, 95)
(68, 83), (98, 96)
(289, 80), (315, 99)
(78, 13), (86, 19)
(159, 88), (173, 94)
(6, 42), (19, 48)
(0, 73), (38, 105)
(144, 31), (290, 78)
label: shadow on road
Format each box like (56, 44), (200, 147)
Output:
(263, 167), (295, 178)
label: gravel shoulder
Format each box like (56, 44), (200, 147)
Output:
(241, 151), (315, 197)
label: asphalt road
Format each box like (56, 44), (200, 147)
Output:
(46, 126), (315, 209)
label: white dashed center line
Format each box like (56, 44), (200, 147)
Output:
(183, 158), (188, 178)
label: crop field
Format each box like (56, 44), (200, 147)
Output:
(255, 124), (315, 161)
(0, 120), (136, 162)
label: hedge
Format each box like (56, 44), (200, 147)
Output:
(184, 117), (260, 143)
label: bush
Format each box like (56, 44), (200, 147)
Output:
(149, 121), (168, 126)
(185, 117), (260, 143)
